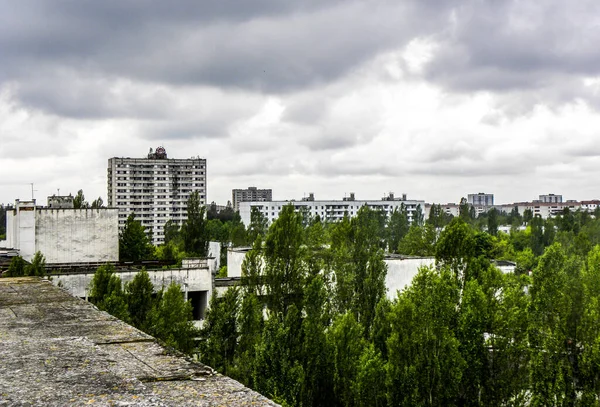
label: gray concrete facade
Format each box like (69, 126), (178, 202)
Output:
(0, 199), (119, 264)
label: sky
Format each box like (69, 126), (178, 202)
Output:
(2, 1), (600, 206)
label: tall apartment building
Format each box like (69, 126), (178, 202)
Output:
(232, 187), (272, 211)
(468, 193), (494, 207)
(107, 147), (207, 245)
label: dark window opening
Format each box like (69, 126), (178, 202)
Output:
(188, 290), (208, 320)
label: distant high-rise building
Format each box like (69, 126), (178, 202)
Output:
(468, 193), (494, 206)
(232, 187), (272, 212)
(539, 194), (562, 203)
(107, 147), (207, 245)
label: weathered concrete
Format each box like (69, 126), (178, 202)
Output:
(227, 247), (251, 278)
(0, 199), (119, 264)
(384, 256), (436, 298)
(0, 277), (279, 406)
(35, 208), (119, 264)
(52, 267), (213, 301)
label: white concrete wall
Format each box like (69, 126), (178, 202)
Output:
(385, 257), (436, 299)
(35, 209), (119, 264)
(17, 204), (37, 261)
(227, 248), (250, 277)
(0, 210), (15, 248)
(52, 267), (213, 300)
(208, 241), (221, 270)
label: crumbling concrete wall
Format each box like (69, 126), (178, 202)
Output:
(35, 208), (119, 264)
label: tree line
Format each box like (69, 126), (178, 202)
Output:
(199, 204), (600, 406)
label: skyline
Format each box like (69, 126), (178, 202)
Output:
(2, 2), (600, 205)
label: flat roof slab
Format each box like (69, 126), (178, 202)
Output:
(0, 278), (278, 406)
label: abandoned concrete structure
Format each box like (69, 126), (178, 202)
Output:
(107, 147), (207, 245)
(0, 199), (119, 263)
(52, 258), (217, 326)
(0, 277), (279, 406)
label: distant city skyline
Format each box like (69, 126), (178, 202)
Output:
(2, 2), (600, 207)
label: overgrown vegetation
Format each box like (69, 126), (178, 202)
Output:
(88, 266), (197, 353)
(199, 202), (600, 406)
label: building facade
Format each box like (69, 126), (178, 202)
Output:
(0, 199), (119, 264)
(468, 193), (494, 206)
(538, 194), (563, 203)
(107, 147), (207, 245)
(238, 193), (425, 226)
(232, 187), (272, 212)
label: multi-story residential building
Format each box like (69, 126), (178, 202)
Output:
(238, 193), (425, 226)
(232, 187), (272, 212)
(468, 193), (494, 207)
(538, 194), (562, 203)
(107, 147), (207, 245)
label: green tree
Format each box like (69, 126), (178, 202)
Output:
(254, 312), (305, 406)
(398, 223), (437, 256)
(90, 197), (104, 209)
(125, 269), (155, 331)
(119, 214), (154, 261)
(529, 216), (545, 256)
(89, 264), (129, 321)
(386, 205), (409, 253)
(387, 266), (464, 407)
(579, 246), (600, 401)
(26, 251), (46, 276)
(73, 189), (89, 209)
(523, 208), (533, 224)
(163, 219), (182, 246)
(5, 255), (27, 277)
(301, 275), (334, 407)
(149, 282), (197, 353)
(459, 197), (472, 223)
(264, 205), (306, 315)
(182, 191), (209, 256)
(485, 272), (531, 404)
(247, 206), (269, 244)
(329, 312), (364, 407)
(201, 287), (240, 374)
(413, 204), (425, 227)
(356, 344), (387, 407)
(234, 292), (264, 387)
(487, 207), (499, 236)
(528, 244), (579, 405)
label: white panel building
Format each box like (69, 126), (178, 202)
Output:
(238, 193), (425, 226)
(0, 199), (119, 264)
(107, 147), (207, 245)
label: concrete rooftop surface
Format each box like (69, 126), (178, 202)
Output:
(0, 277), (279, 407)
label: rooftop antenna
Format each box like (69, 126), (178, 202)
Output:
(30, 183), (38, 201)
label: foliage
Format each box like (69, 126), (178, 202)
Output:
(90, 197), (104, 209)
(73, 189), (89, 209)
(200, 287), (240, 374)
(125, 268), (155, 331)
(5, 255), (27, 277)
(192, 199), (600, 406)
(148, 282), (197, 353)
(182, 191), (209, 256)
(119, 214), (154, 261)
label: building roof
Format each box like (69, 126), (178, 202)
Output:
(0, 277), (278, 406)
